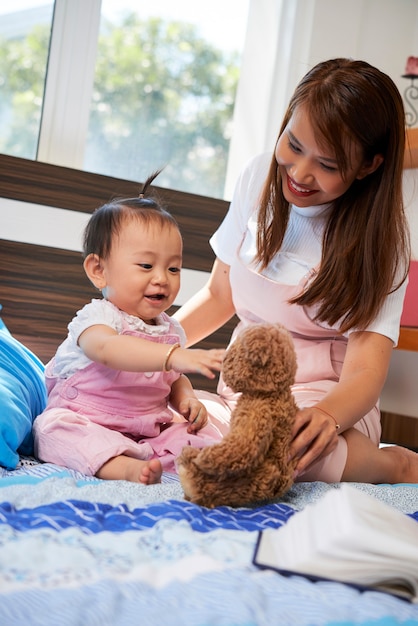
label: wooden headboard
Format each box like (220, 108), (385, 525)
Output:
(0, 154), (237, 392)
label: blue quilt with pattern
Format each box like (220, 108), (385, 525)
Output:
(0, 458), (418, 626)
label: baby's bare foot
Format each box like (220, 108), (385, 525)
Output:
(139, 458), (163, 485)
(96, 455), (162, 484)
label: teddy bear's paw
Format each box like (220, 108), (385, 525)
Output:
(185, 447), (242, 477)
(175, 443), (224, 477)
(177, 462), (196, 500)
(194, 451), (250, 478)
(177, 445), (199, 465)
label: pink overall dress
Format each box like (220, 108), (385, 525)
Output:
(197, 254), (381, 483)
(34, 325), (223, 474)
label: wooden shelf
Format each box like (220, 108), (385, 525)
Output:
(397, 326), (418, 351)
(404, 127), (418, 169)
(381, 411), (418, 450)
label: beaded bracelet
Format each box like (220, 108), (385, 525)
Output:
(163, 343), (180, 372)
(315, 406), (341, 430)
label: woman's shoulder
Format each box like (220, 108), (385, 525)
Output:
(240, 152), (272, 182)
(231, 152), (272, 214)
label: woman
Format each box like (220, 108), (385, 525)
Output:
(175, 58), (418, 484)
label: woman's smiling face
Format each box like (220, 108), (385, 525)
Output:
(275, 105), (369, 208)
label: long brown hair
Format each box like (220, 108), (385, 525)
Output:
(256, 58), (410, 333)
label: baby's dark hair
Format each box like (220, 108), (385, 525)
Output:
(83, 169), (180, 259)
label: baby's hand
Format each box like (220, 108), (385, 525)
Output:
(170, 347), (225, 379)
(177, 398), (208, 433)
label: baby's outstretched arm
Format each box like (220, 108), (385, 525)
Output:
(78, 324), (224, 377)
(167, 345), (225, 379)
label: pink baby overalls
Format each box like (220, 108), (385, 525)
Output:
(34, 325), (223, 474)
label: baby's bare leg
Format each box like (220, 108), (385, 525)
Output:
(342, 429), (418, 483)
(96, 455), (162, 484)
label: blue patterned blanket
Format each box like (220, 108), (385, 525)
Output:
(1, 459), (418, 626)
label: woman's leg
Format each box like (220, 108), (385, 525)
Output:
(342, 428), (418, 483)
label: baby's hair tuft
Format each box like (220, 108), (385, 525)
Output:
(139, 168), (164, 198)
(83, 166), (180, 259)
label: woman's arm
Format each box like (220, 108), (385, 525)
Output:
(289, 330), (393, 474)
(317, 330), (393, 428)
(78, 324), (224, 377)
(174, 258), (236, 347)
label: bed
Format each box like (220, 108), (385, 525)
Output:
(1, 154), (418, 626)
(1, 456), (418, 625)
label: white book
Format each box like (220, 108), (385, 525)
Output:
(253, 484), (418, 602)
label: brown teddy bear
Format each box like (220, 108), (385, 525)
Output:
(177, 323), (298, 508)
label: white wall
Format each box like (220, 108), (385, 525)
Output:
(381, 350), (418, 416)
(226, 0), (418, 195)
(404, 168), (418, 259)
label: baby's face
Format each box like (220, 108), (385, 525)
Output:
(100, 219), (182, 323)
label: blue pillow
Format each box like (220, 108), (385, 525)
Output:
(0, 315), (47, 469)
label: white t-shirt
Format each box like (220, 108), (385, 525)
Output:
(210, 152), (407, 344)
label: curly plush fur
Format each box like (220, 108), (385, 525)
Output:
(177, 323), (298, 508)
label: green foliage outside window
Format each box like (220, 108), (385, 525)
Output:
(0, 25), (49, 159)
(0, 13), (240, 198)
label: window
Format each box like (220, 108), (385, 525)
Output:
(0, 0), (249, 199)
(0, 1), (54, 159)
(2, 1), (413, 201)
(85, 1), (249, 198)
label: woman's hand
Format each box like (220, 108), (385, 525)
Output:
(177, 397), (208, 433)
(289, 406), (340, 477)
